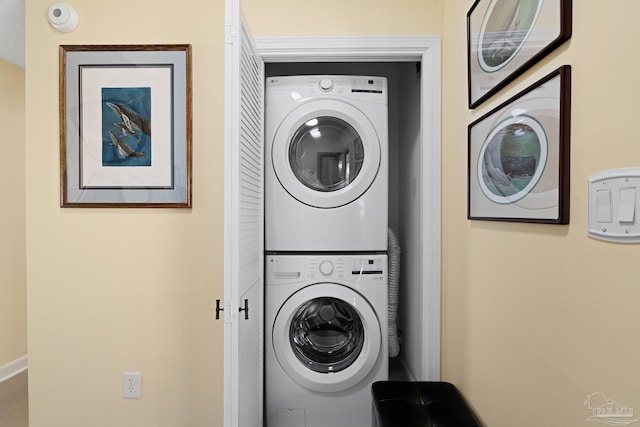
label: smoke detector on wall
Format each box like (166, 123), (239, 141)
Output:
(47, 3), (79, 33)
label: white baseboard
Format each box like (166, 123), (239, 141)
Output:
(0, 355), (28, 383)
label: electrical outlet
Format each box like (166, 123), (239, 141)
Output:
(122, 372), (141, 399)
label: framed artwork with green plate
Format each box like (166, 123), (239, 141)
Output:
(467, 0), (572, 109)
(468, 65), (571, 224)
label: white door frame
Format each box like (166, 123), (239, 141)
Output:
(255, 35), (442, 380)
(223, 34), (442, 427)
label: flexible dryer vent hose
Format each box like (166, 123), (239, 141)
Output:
(387, 227), (401, 358)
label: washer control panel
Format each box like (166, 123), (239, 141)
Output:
(318, 260), (335, 276)
(267, 254), (387, 284)
(307, 257), (345, 279)
(351, 257), (385, 275)
(306, 255), (387, 283)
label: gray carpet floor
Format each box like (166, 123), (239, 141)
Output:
(0, 371), (28, 427)
(0, 363), (403, 427)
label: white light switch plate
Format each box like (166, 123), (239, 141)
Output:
(588, 168), (640, 243)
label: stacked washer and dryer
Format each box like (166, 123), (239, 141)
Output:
(265, 75), (390, 427)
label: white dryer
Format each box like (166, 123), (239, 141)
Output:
(265, 75), (388, 252)
(265, 253), (388, 427)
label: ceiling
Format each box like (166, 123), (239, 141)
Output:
(1, 0), (25, 68)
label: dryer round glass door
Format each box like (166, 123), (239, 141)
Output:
(271, 100), (381, 208)
(272, 283), (382, 393)
(289, 117), (364, 193)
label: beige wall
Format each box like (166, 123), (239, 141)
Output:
(0, 58), (26, 369)
(25, 0), (640, 426)
(26, 1), (225, 425)
(442, 1), (640, 426)
(242, 0), (443, 36)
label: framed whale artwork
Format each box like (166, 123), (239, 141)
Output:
(59, 44), (192, 207)
(468, 65), (571, 224)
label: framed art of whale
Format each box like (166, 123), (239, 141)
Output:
(59, 44), (192, 207)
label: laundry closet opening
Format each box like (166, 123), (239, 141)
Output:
(265, 61), (427, 382)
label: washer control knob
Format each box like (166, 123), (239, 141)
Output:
(319, 260), (334, 276)
(319, 79), (334, 91)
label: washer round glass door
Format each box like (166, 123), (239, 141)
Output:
(272, 100), (381, 208)
(272, 283), (382, 393)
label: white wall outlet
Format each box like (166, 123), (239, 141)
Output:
(122, 372), (141, 399)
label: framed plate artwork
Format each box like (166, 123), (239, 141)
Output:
(467, 0), (572, 109)
(60, 44), (192, 207)
(468, 65), (571, 224)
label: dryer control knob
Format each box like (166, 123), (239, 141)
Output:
(319, 260), (334, 276)
(319, 79), (334, 91)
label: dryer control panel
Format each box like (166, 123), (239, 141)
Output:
(266, 75), (388, 105)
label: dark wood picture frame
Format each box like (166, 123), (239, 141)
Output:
(60, 44), (192, 208)
(467, 0), (572, 109)
(468, 65), (571, 224)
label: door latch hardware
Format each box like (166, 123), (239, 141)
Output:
(215, 299), (224, 320)
(238, 299), (249, 320)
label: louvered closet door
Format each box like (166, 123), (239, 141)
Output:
(223, 0), (265, 425)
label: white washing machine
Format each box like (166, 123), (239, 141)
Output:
(265, 254), (388, 427)
(265, 75), (388, 252)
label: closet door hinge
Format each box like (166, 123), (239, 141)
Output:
(225, 21), (238, 44)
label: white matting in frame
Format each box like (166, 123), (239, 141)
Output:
(80, 65), (173, 188)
